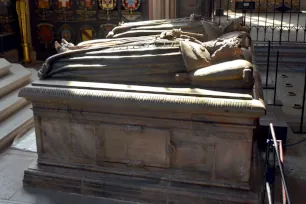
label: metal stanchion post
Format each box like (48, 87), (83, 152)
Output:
(299, 69), (306, 132)
(264, 41), (275, 89)
(290, 68), (306, 133)
(267, 51), (282, 106)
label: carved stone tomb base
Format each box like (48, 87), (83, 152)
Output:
(20, 79), (265, 204)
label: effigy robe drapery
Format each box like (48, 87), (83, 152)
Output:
(20, 15), (266, 204)
(37, 15), (254, 89)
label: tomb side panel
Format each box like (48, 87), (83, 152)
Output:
(214, 130), (253, 183)
(98, 124), (171, 168)
(41, 117), (72, 159)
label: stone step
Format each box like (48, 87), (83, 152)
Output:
(254, 45), (306, 53)
(0, 49), (19, 63)
(254, 44), (306, 55)
(11, 127), (37, 153)
(0, 58), (11, 77)
(0, 88), (28, 122)
(258, 106), (288, 151)
(254, 42), (306, 48)
(0, 104), (34, 151)
(0, 63), (31, 98)
(0, 68), (38, 122)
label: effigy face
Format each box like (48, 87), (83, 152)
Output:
(38, 15), (255, 89)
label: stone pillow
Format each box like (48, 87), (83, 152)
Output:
(189, 59), (254, 83)
(219, 31), (252, 48)
(201, 21), (221, 40)
(180, 40), (211, 72)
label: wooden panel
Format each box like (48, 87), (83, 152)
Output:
(100, 124), (171, 168)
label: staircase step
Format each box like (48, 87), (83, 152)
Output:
(258, 106), (288, 150)
(0, 88), (28, 122)
(0, 69), (38, 122)
(0, 49), (19, 63)
(0, 63), (31, 98)
(0, 104), (34, 151)
(11, 127), (37, 153)
(0, 58), (11, 77)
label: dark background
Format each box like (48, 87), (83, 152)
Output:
(29, 0), (149, 60)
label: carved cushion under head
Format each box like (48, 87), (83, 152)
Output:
(219, 31), (252, 48)
(189, 59), (254, 88)
(180, 40), (211, 72)
(201, 21), (221, 41)
(210, 46), (246, 65)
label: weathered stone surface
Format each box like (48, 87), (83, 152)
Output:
(0, 64), (31, 98)
(38, 16), (253, 89)
(23, 158), (261, 204)
(20, 15), (266, 203)
(0, 104), (33, 150)
(0, 68), (37, 122)
(20, 73), (265, 202)
(0, 58), (11, 77)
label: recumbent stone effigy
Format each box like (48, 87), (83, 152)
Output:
(20, 15), (266, 204)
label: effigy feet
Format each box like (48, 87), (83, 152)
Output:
(54, 39), (76, 53)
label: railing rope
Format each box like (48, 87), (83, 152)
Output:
(269, 123), (291, 204)
(278, 140), (287, 204)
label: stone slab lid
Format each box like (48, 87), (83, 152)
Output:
(19, 80), (266, 118)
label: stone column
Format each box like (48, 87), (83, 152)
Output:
(25, 0), (36, 63)
(149, 0), (176, 20)
(148, 0), (153, 19)
(169, 0), (176, 18)
(302, 0), (306, 10)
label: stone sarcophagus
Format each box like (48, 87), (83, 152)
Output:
(20, 15), (266, 204)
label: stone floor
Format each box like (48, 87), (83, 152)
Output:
(1, 65), (306, 204)
(8, 60), (306, 204)
(0, 150), (136, 204)
(259, 64), (306, 204)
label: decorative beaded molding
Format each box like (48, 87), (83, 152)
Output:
(19, 86), (261, 113)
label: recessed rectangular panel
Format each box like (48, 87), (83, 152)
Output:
(102, 124), (170, 168)
(70, 121), (96, 162)
(215, 138), (252, 182)
(41, 117), (72, 157)
(171, 129), (214, 173)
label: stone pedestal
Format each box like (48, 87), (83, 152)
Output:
(19, 69), (266, 203)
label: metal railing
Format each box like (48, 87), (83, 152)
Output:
(263, 123), (291, 204)
(212, 0), (306, 43)
(258, 38), (306, 134)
